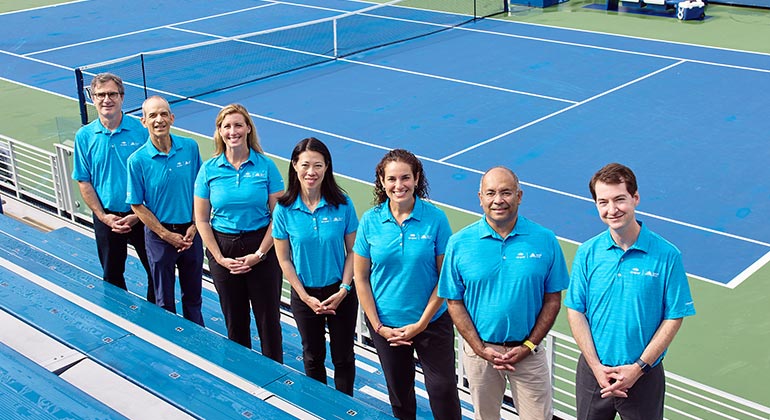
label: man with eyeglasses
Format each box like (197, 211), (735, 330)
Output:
(72, 73), (155, 302)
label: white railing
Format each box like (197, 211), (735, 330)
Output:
(0, 134), (767, 420)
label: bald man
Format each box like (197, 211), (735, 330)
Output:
(127, 96), (204, 326)
(439, 166), (569, 420)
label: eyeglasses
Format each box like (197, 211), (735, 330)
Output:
(92, 91), (122, 101)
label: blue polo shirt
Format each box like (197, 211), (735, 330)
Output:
(565, 221), (696, 367)
(126, 135), (202, 224)
(72, 114), (148, 212)
(353, 198), (451, 327)
(439, 216), (569, 343)
(194, 150), (283, 233)
(272, 195), (358, 288)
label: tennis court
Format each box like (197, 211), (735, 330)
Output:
(4, 0), (769, 287)
(1, 0), (770, 415)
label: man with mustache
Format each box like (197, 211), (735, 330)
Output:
(439, 166), (569, 420)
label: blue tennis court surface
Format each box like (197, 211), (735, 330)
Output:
(1, 0), (769, 287)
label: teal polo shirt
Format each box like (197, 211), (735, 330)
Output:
(565, 222), (696, 367)
(353, 198), (451, 327)
(272, 195), (358, 288)
(126, 135), (202, 224)
(194, 150), (283, 233)
(439, 216), (569, 343)
(72, 114), (148, 212)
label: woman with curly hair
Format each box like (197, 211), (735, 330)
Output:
(353, 149), (460, 419)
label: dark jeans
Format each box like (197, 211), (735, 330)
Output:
(575, 354), (665, 420)
(290, 282), (358, 395)
(367, 311), (461, 420)
(144, 224), (204, 326)
(208, 227), (283, 363)
(93, 211), (154, 302)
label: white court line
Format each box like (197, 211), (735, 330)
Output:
(486, 15), (770, 59)
(439, 60), (687, 162)
(726, 250), (770, 289)
(1, 10), (765, 284)
(1, 70), (766, 287)
(23, 3), (279, 57)
(337, 57), (577, 103)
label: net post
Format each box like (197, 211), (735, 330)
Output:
(140, 54), (148, 100)
(333, 18), (339, 57)
(74, 68), (88, 125)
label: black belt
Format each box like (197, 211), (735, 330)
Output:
(485, 340), (523, 347)
(104, 209), (133, 217)
(212, 228), (264, 239)
(161, 222), (193, 233)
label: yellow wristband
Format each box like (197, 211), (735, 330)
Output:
(523, 340), (536, 352)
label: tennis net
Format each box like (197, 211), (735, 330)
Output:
(74, 0), (506, 124)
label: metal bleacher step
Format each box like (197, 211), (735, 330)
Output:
(0, 214), (394, 419)
(0, 339), (127, 420)
(42, 225), (471, 418)
(0, 263), (291, 419)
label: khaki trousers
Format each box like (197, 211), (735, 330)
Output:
(463, 341), (553, 420)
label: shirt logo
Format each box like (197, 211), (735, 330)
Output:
(243, 171), (266, 178)
(176, 160), (192, 168)
(515, 252), (542, 259)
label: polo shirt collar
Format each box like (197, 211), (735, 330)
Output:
(478, 215), (530, 240)
(213, 148), (259, 168)
(94, 113), (131, 135)
(290, 195), (329, 213)
(146, 134), (182, 158)
(600, 220), (650, 253)
(379, 197), (425, 224)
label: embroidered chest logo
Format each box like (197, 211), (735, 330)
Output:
(515, 252), (542, 259)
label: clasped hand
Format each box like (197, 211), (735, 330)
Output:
(594, 363), (643, 398)
(382, 323), (425, 347)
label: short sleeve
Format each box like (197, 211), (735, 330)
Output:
(125, 154), (144, 205)
(271, 204), (289, 240)
(434, 209), (452, 256)
(344, 196), (359, 235)
(544, 234), (570, 293)
(352, 213), (371, 259)
(564, 247), (588, 313)
(193, 163), (210, 199)
(438, 235), (465, 300)
(266, 158), (284, 195)
(71, 129), (91, 182)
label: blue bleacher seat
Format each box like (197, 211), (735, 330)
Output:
(0, 341), (127, 420)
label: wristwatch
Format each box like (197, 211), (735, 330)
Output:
(635, 358), (652, 374)
(255, 250), (267, 261)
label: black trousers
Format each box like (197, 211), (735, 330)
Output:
(92, 211), (154, 302)
(367, 311), (461, 420)
(575, 354), (665, 420)
(290, 282), (358, 396)
(207, 227), (283, 363)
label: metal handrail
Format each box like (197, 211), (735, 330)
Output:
(0, 133), (767, 420)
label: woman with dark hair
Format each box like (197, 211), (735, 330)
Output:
(353, 149), (460, 419)
(193, 104), (284, 362)
(272, 137), (359, 395)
